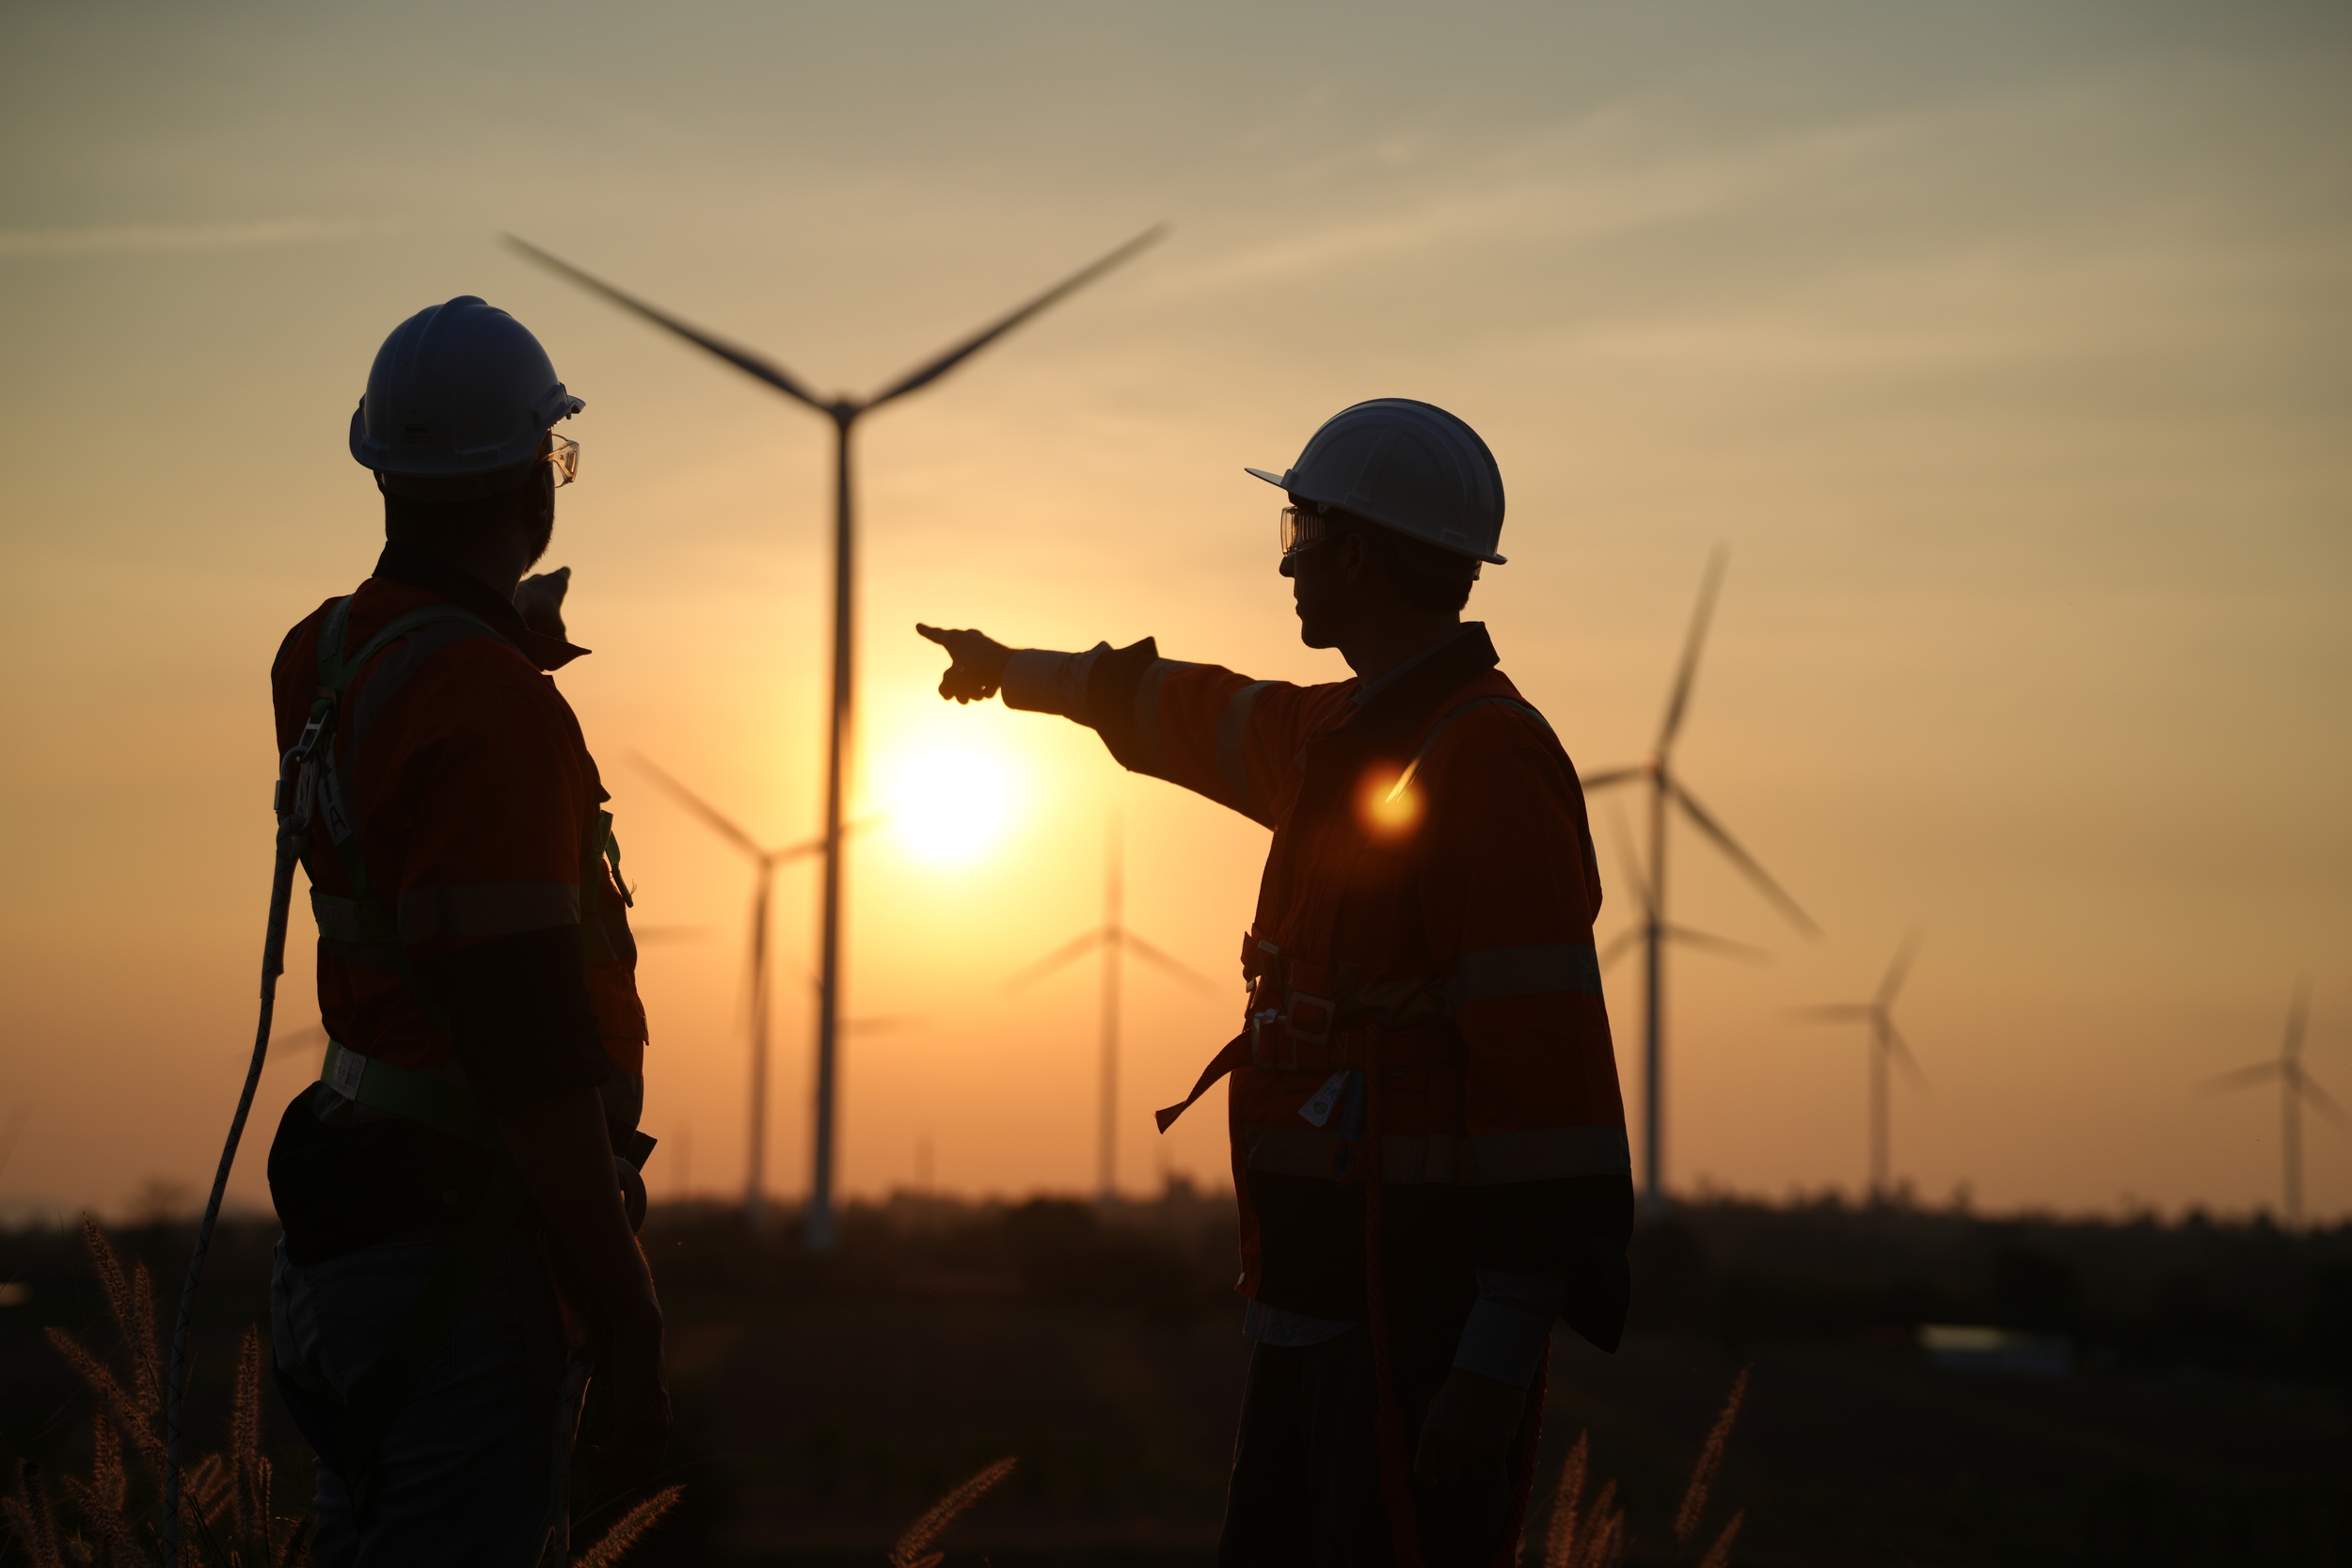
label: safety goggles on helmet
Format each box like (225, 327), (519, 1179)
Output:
(545, 431), (580, 487)
(1279, 504), (1334, 560)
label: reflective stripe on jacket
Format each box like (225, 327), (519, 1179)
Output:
(1082, 624), (1631, 1343)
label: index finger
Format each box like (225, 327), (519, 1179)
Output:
(915, 623), (950, 646)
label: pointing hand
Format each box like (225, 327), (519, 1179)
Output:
(917, 623), (1013, 705)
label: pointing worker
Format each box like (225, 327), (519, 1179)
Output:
(920, 400), (1633, 1566)
(267, 297), (669, 1564)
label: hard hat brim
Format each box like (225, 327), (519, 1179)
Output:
(1242, 464), (1507, 566)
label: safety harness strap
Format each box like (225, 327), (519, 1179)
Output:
(310, 600), (509, 968)
(1153, 1027), (1252, 1133)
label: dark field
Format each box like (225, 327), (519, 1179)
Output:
(6, 1189), (2350, 1566)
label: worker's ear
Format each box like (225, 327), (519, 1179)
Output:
(1335, 531), (1373, 587)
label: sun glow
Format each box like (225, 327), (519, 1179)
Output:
(883, 743), (1019, 866)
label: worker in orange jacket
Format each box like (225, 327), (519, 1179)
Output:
(922, 399), (1633, 1567)
(267, 297), (669, 1565)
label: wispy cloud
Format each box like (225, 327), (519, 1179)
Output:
(0, 216), (398, 259)
(1154, 113), (1909, 302)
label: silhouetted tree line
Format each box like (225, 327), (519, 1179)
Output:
(9, 1188), (2352, 1381)
(1632, 1196), (2352, 1385)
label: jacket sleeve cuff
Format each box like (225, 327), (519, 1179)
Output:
(1452, 1267), (1566, 1390)
(1001, 644), (1106, 720)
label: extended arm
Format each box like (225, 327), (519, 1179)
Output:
(917, 622), (1345, 826)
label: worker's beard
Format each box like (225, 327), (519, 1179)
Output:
(520, 466), (556, 568)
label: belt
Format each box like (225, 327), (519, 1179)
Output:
(1155, 1021), (1460, 1133)
(321, 1040), (496, 1149)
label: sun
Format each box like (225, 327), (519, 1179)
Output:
(882, 743), (1018, 866)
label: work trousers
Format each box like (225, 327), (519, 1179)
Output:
(1218, 1323), (1525, 1568)
(270, 1232), (583, 1568)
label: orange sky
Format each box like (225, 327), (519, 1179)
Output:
(2, 1), (2347, 1224)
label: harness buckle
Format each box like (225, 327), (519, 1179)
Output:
(1285, 991), (1335, 1045)
(1248, 1008), (1286, 1069)
(326, 1040), (368, 1101)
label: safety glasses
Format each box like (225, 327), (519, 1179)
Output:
(545, 431), (580, 487)
(1279, 504), (1332, 560)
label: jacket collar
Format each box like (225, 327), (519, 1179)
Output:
(371, 540), (589, 672)
(1347, 622), (1482, 711)
(1335, 622), (1499, 754)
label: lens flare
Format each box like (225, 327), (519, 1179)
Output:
(1358, 763), (1424, 838)
(886, 745), (1018, 865)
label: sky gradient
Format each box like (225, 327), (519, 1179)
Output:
(2, 1), (2347, 1223)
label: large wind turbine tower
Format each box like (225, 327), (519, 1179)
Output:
(513, 227), (1163, 1247)
(1581, 550), (1818, 1208)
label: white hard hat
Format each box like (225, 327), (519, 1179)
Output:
(1247, 398), (1506, 565)
(350, 296), (583, 494)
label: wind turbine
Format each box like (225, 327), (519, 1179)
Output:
(2204, 983), (2341, 1228)
(1581, 549), (1819, 1209)
(1791, 931), (1928, 1202)
(631, 753), (826, 1228)
(511, 224), (1164, 1248)
(1597, 806), (1773, 976)
(1007, 816), (1214, 1204)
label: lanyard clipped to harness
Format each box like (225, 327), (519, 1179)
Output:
(159, 598), (498, 1567)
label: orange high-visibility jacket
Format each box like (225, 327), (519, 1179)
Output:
(269, 549), (646, 1109)
(1075, 625), (1632, 1345)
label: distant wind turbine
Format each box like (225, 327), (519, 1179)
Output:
(1581, 549), (1819, 1209)
(631, 752), (828, 1228)
(1007, 816), (1215, 1204)
(2203, 982), (2340, 1228)
(1790, 931), (1928, 1202)
(1597, 805), (1772, 976)
(512, 224), (1166, 1248)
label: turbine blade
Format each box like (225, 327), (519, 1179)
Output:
(1655, 547), (1727, 755)
(1597, 926), (1646, 972)
(1788, 1003), (1874, 1022)
(1578, 765), (1644, 791)
(863, 224), (1167, 409)
(2199, 1060), (2284, 1095)
(2300, 1072), (2352, 1132)
(1885, 1022), (1931, 1091)
(1606, 802), (1653, 917)
(1669, 779), (1820, 936)
(628, 925), (713, 943)
(1663, 924), (1772, 963)
(1878, 927), (1925, 1007)
(629, 753), (769, 861)
(504, 236), (829, 410)
(768, 833), (830, 865)
(1120, 931), (1220, 994)
(771, 810), (888, 863)
(1005, 928), (1109, 992)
